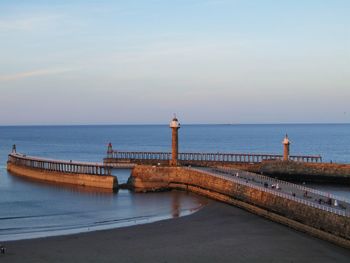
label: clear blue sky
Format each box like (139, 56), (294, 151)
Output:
(0, 0), (349, 125)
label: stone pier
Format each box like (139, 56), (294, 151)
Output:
(7, 153), (118, 190)
(129, 165), (350, 249)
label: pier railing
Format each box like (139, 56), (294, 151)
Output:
(214, 167), (350, 204)
(189, 168), (350, 217)
(8, 153), (112, 176)
(108, 151), (322, 163)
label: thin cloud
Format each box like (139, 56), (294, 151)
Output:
(0, 68), (77, 81)
(0, 14), (62, 31)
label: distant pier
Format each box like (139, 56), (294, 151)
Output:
(104, 150), (322, 166)
(7, 152), (117, 190)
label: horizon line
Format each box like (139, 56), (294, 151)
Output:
(0, 122), (349, 127)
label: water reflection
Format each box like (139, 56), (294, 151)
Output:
(172, 191), (181, 218)
(1, 169), (208, 241)
(8, 172), (117, 195)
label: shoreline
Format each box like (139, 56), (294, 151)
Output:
(2, 201), (350, 263)
(0, 207), (200, 242)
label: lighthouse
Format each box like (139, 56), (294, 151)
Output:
(282, 134), (290, 161)
(170, 116), (180, 166)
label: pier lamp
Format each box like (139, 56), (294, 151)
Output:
(282, 134), (290, 161)
(170, 115), (180, 166)
(12, 144), (16, 154)
(107, 143), (113, 159)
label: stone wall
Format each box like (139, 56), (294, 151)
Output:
(230, 161), (350, 184)
(7, 162), (118, 190)
(130, 165), (350, 248)
(107, 158), (350, 184)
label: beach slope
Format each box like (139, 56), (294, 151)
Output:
(2, 201), (350, 263)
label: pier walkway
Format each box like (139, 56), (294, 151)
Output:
(195, 167), (350, 217)
(8, 153), (112, 176)
(7, 152), (117, 189)
(105, 150), (322, 166)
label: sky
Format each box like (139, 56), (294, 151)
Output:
(0, 0), (349, 125)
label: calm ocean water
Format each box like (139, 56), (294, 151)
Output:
(0, 124), (349, 241)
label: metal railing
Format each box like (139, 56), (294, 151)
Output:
(188, 167), (349, 217)
(8, 153), (111, 176)
(108, 151), (322, 164)
(214, 167), (350, 203)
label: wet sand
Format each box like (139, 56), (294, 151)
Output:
(1, 201), (350, 263)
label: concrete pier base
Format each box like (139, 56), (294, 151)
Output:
(7, 162), (118, 190)
(129, 165), (350, 249)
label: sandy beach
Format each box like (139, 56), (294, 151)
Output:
(1, 200), (349, 263)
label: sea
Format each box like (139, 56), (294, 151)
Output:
(0, 124), (349, 241)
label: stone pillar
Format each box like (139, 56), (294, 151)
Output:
(169, 116), (180, 166)
(282, 134), (290, 161)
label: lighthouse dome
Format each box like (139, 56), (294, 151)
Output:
(170, 117), (180, 128)
(282, 135), (290, 145)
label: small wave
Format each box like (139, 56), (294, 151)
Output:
(0, 211), (90, 221)
(0, 207), (204, 242)
(94, 215), (150, 225)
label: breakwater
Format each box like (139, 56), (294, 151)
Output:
(129, 165), (350, 248)
(225, 160), (350, 184)
(7, 153), (117, 190)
